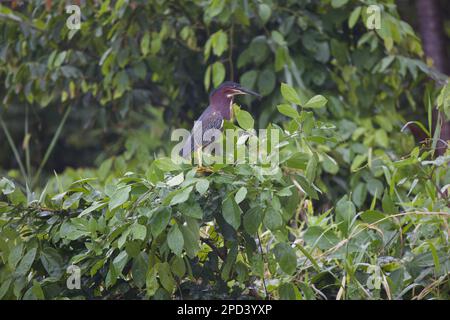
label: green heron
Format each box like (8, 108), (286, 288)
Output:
(180, 81), (261, 163)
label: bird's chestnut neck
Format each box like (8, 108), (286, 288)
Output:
(210, 93), (234, 119)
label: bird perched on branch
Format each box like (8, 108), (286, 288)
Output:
(180, 81), (261, 162)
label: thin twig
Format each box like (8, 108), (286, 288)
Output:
(257, 230), (269, 300)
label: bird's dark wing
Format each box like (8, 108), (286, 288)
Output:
(180, 106), (224, 158)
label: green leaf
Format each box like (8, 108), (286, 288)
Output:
(294, 175), (319, 200)
(131, 223), (147, 241)
(240, 70), (258, 90)
(211, 30), (228, 57)
(40, 247), (64, 279)
(181, 218), (200, 258)
(0, 177), (15, 195)
(62, 192), (83, 210)
(279, 283), (298, 300)
(258, 4), (272, 24)
(321, 153), (339, 174)
(277, 104), (299, 119)
(352, 183), (367, 208)
(335, 196), (356, 235)
(167, 223), (184, 256)
(274, 243), (297, 275)
(263, 207), (283, 231)
(80, 201), (107, 217)
(146, 267), (159, 296)
(271, 31), (286, 46)
(32, 280), (45, 299)
(109, 185), (131, 211)
(141, 33), (151, 56)
(0, 279), (11, 299)
(281, 83), (303, 105)
(8, 243), (24, 269)
(303, 226), (340, 250)
(195, 179), (209, 195)
(151, 207), (171, 237)
(112, 251), (128, 274)
(171, 256), (186, 278)
(331, 0), (349, 8)
(258, 69), (276, 96)
(236, 109), (254, 130)
(157, 262), (175, 292)
(179, 201), (203, 219)
(153, 158), (180, 172)
(212, 62), (226, 88)
(304, 95), (327, 109)
(16, 248), (37, 276)
(168, 186), (193, 206)
(375, 129), (389, 148)
(348, 6), (361, 28)
(166, 172), (184, 187)
(131, 252), (148, 288)
(243, 207), (262, 235)
(234, 187), (247, 204)
(222, 196), (242, 230)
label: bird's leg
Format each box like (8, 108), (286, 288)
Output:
(196, 148), (213, 174)
(197, 148), (202, 168)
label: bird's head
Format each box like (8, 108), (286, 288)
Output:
(209, 81), (262, 100)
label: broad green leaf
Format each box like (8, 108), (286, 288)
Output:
(335, 196), (356, 235)
(279, 283), (298, 300)
(62, 192), (83, 210)
(234, 186), (247, 204)
(167, 223), (184, 256)
(243, 207), (262, 235)
(151, 207), (171, 237)
(222, 196), (242, 230)
(179, 201), (203, 219)
(167, 172), (184, 187)
(212, 61), (226, 88)
(80, 201), (107, 217)
(131, 223), (147, 241)
(348, 6), (361, 28)
(153, 158), (180, 172)
(258, 4), (271, 24)
(157, 262), (175, 292)
(16, 248), (37, 276)
(332, 0), (349, 8)
(131, 252), (148, 288)
(171, 256), (186, 278)
(109, 185), (131, 211)
(277, 104), (299, 119)
(263, 207), (283, 231)
(281, 83), (302, 105)
(195, 179), (209, 195)
(258, 69), (276, 96)
(303, 226), (340, 250)
(236, 109), (254, 130)
(181, 218), (200, 258)
(8, 243), (24, 269)
(274, 243), (297, 275)
(304, 95), (327, 109)
(0, 177), (15, 195)
(146, 267), (159, 297)
(112, 251), (128, 274)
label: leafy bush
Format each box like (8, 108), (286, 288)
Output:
(1, 83), (449, 300)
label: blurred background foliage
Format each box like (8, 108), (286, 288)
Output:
(0, 0), (447, 189)
(0, 0), (449, 300)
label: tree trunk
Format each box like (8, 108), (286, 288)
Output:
(416, 0), (450, 155)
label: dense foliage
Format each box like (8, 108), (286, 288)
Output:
(0, 0), (449, 300)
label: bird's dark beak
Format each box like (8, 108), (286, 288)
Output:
(237, 86), (262, 99)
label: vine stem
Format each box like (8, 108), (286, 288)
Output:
(228, 23), (234, 81)
(257, 230), (269, 299)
